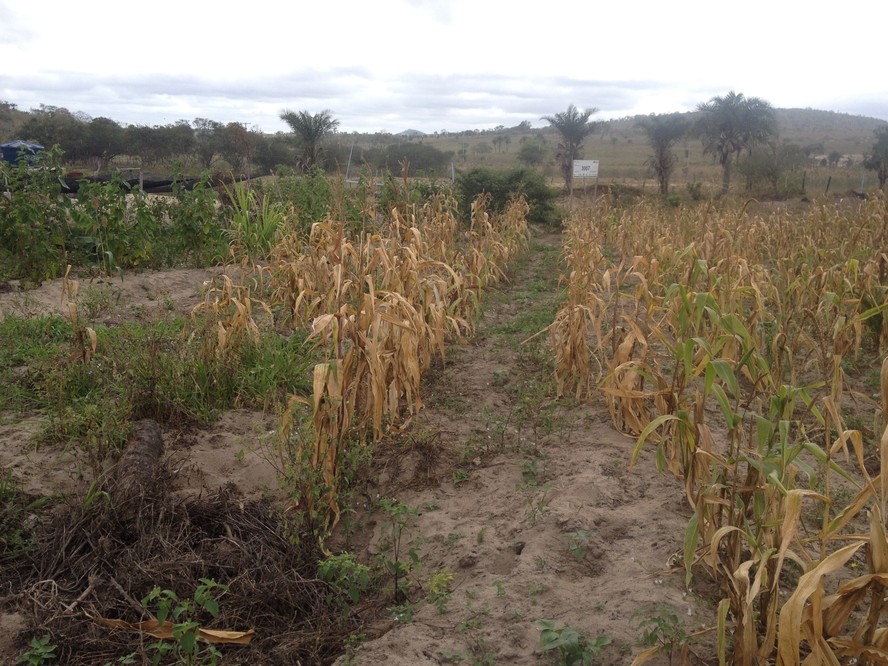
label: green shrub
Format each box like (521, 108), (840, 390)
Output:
(0, 147), (71, 283)
(456, 167), (558, 226)
(166, 172), (226, 266)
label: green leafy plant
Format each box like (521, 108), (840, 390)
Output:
(426, 568), (455, 613)
(452, 469), (470, 485)
(16, 634), (56, 665)
(456, 167), (558, 226)
(377, 499), (420, 602)
(68, 175), (141, 274)
(635, 604), (691, 665)
(167, 172), (225, 266)
(0, 147), (70, 284)
(318, 551), (371, 610)
(523, 483), (552, 524)
(224, 181), (286, 261)
(439, 648), (465, 663)
(537, 620), (611, 665)
(141, 578), (228, 666)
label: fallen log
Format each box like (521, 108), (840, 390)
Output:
(111, 419), (164, 501)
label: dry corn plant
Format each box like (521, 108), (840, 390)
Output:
(190, 274), (269, 362)
(462, 195), (529, 295)
(267, 193), (529, 536)
(554, 195), (888, 664)
(775, 382), (888, 664)
(550, 208), (608, 400)
(60, 264), (98, 363)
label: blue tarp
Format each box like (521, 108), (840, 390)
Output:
(1, 140), (44, 165)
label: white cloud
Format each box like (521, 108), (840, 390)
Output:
(1, 0), (886, 134)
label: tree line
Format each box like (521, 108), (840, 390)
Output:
(542, 92), (888, 195)
(1, 104), (456, 178)
(5, 98), (886, 193)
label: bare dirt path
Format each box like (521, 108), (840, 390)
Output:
(337, 228), (712, 665)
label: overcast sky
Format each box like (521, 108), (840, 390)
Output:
(2, 0), (886, 135)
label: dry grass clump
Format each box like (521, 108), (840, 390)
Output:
(552, 194), (888, 663)
(2, 477), (350, 665)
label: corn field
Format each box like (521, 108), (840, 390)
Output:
(551, 195), (888, 664)
(202, 190), (529, 537)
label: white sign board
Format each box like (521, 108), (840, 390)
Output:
(573, 160), (599, 179)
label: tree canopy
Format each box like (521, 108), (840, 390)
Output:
(695, 91), (777, 195)
(279, 109), (340, 171)
(637, 113), (689, 195)
(864, 127), (888, 190)
(541, 104), (598, 190)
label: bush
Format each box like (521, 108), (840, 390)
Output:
(0, 147), (71, 283)
(456, 167), (558, 226)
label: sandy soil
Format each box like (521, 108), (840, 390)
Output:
(330, 233), (706, 665)
(0, 265), (254, 323)
(0, 235), (711, 664)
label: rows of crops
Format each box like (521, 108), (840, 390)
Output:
(552, 195), (888, 663)
(199, 188), (528, 539)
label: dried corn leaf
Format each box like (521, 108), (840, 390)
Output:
(96, 617), (254, 644)
(777, 542), (865, 665)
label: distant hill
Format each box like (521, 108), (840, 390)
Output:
(594, 108), (886, 145)
(397, 129), (427, 137)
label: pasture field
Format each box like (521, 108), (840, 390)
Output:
(2, 157), (888, 664)
(334, 107), (887, 197)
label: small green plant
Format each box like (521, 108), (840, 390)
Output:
(439, 648), (465, 663)
(141, 578), (229, 666)
(224, 181), (286, 261)
(79, 281), (121, 320)
(338, 632), (366, 666)
(565, 530), (593, 561)
(318, 551), (371, 609)
(426, 568), (455, 613)
(390, 601), (417, 624)
(520, 458), (543, 485)
(664, 193), (682, 207)
(527, 583), (548, 604)
(378, 499), (420, 602)
(445, 532), (464, 548)
(452, 468), (470, 485)
(493, 580), (506, 597)
(468, 636), (497, 665)
(523, 483), (552, 524)
(537, 620), (611, 665)
(461, 594), (491, 622)
(635, 604), (691, 665)
(16, 634), (57, 665)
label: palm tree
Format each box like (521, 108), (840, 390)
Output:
(695, 91), (777, 195)
(637, 113), (690, 195)
(279, 109), (340, 170)
(863, 127), (888, 190)
(541, 104), (598, 190)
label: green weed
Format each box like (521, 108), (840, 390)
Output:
(141, 578), (228, 666)
(15, 634), (57, 665)
(537, 620), (611, 665)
